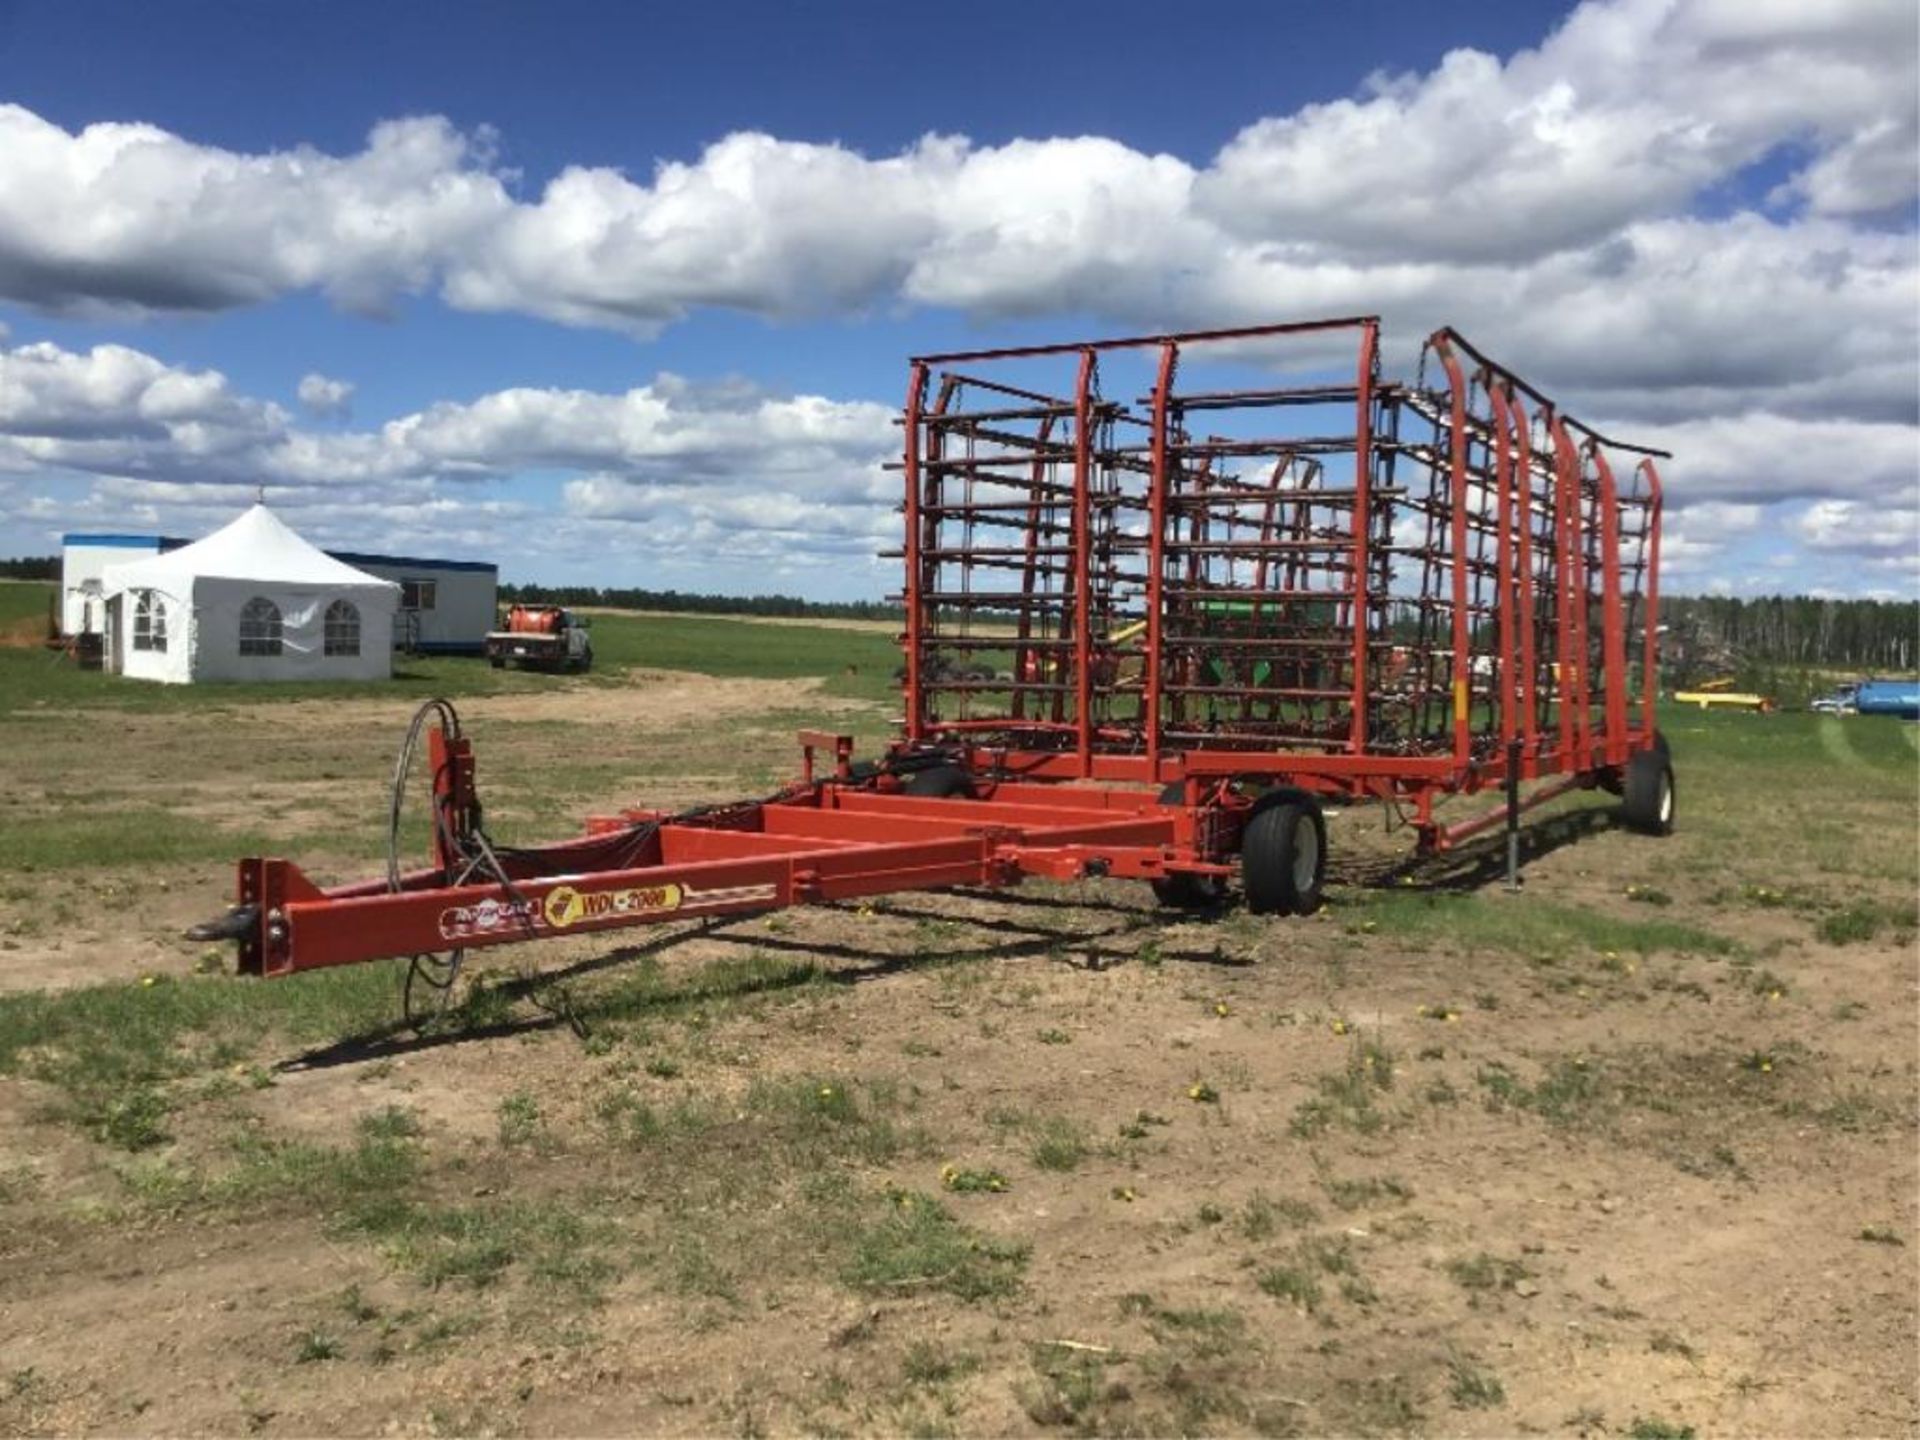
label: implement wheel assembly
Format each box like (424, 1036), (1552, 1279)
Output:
(1151, 872), (1227, 911)
(901, 764), (974, 798)
(1242, 797), (1327, 916)
(1150, 785), (1227, 910)
(1620, 742), (1675, 836)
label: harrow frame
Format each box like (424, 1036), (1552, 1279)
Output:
(204, 318), (1670, 981)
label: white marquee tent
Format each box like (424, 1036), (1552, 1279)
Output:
(100, 505), (401, 683)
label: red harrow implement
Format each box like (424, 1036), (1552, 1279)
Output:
(191, 318), (1674, 995)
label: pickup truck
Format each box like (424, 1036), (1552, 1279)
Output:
(485, 605), (593, 673)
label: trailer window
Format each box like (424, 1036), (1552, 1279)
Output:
(132, 590), (167, 653)
(323, 599), (361, 657)
(400, 579), (437, 611)
(239, 597), (283, 656)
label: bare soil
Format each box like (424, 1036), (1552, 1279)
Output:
(0, 675), (1914, 1438)
(0, 672), (861, 993)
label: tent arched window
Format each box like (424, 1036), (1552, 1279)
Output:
(239, 597), (283, 657)
(323, 599), (361, 657)
(132, 591), (168, 653)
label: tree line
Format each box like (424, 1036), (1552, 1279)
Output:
(10, 556), (1914, 671)
(1661, 594), (1916, 676)
(499, 582), (901, 622)
(502, 582), (1914, 675)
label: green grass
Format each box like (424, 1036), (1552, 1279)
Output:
(1445, 1252), (1530, 1292)
(0, 945), (860, 1159)
(901, 1340), (980, 1386)
(497, 1092), (544, 1148)
(595, 1070), (925, 1170)
(0, 579), (56, 630)
(1254, 1261), (1321, 1311)
(585, 611), (899, 703)
(1020, 1345), (1116, 1428)
(121, 1112), (616, 1296)
(842, 1189), (1027, 1301)
(1242, 1189), (1318, 1238)
(1477, 1057), (1606, 1125)
(0, 806), (339, 870)
(120, 1067), (963, 1310)
(984, 1106), (1093, 1173)
(294, 1330), (343, 1364)
(1447, 1357), (1505, 1409)
(1119, 1294), (1248, 1359)
(1626, 1418), (1697, 1440)
(1471, 1043), (1886, 1179)
(1256, 1234), (1366, 1313)
(1817, 899), (1916, 946)
(1027, 1115), (1090, 1172)
(1667, 708), (1919, 893)
(1341, 889), (1736, 961)
(1321, 1174), (1412, 1211)
(0, 966), (403, 1148)
(941, 1164), (1009, 1194)
(0, 602), (900, 718)
(1290, 1037), (1395, 1137)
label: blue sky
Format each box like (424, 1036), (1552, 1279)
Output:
(0, 0), (1550, 408)
(0, 0), (1914, 598)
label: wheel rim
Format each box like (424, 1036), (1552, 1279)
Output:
(1658, 772), (1674, 825)
(1292, 819), (1321, 893)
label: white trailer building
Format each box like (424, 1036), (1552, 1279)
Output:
(61, 532), (189, 637)
(325, 552), (498, 656)
(61, 532), (497, 655)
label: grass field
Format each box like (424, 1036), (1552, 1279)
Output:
(0, 578), (1915, 1436)
(0, 580), (901, 716)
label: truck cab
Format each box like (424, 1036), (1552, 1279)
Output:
(485, 605), (593, 673)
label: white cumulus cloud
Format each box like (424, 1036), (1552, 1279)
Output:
(0, 0), (1905, 430)
(296, 372), (355, 418)
(1, 332), (1912, 596)
(0, 337), (897, 587)
(0, 0), (1912, 593)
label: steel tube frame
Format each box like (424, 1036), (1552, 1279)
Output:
(236, 781), (1189, 978)
(218, 317), (1668, 980)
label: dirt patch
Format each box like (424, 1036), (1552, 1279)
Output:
(15, 669), (858, 736)
(1, 880), (1914, 1435)
(0, 667), (883, 993)
(1, 693), (1915, 1435)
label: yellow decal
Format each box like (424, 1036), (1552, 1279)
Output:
(543, 882), (683, 929)
(1453, 677), (1468, 723)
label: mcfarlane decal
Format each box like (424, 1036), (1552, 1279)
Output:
(437, 895), (541, 942)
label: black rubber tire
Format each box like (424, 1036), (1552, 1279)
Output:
(902, 764), (974, 798)
(1150, 872), (1226, 911)
(489, 657), (504, 670)
(1242, 799), (1327, 916)
(1621, 746), (1675, 835)
(1151, 784), (1223, 909)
